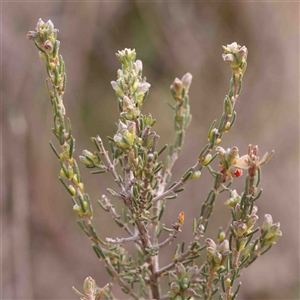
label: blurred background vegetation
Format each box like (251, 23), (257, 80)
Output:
(2, 1), (299, 299)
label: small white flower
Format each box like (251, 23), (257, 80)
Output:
(46, 20), (54, 30)
(136, 82), (151, 95)
(222, 53), (235, 64)
(135, 60), (143, 73)
(36, 18), (45, 30)
(227, 42), (238, 52)
(181, 73), (193, 91)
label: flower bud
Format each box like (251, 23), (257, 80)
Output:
(222, 54), (239, 68)
(118, 121), (127, 131)
(48, 62), (56, 71)
(190, 170), (201, 180)
(263, 214), (273, 230)
(224, 197), (235, 208)
(187, 266), (198, 281)
(136, 82), (151, 96)
(203, 154), (212, 166)
(46, 20), (54, 30)
(218, 230), (226, 243)
(265, 230), (282, 246)
(126, 48), (136, 62)
(247, 214), (259, 230)
(215, 138), (222, 146)
(251, 205), (258, 215)
(43, 40), (53, 53)
(181, 277), (189, 290)
(114, 133), (131, 149)
(208, 128), (218, 142)
(72, 174), (79, 185)
(234, 203), (243, 220)
(275, 230), (282, 239)
(36, 18), (45, 31)
(234, 154), (250, 169)
(79, 150), (95, 166)
(270, 222), (280, 235)
(227, 190), (241, 207)
(199, 224), (205, 234)
(224, 121), (231, 132)
(82, 150), (95, 159)
(175, 262), (186, 279)
(207, 247), (215, 257)
(111, 81), (125, 98)
(39, 51), (47, 61)
(68, 185), (77, 196)
(116, 48), (136, 64)
(214, 252), (223, 264)
(135, 60), (143, 73)
(170, 282), (180, 293)
(178, 211), (184, 227)
(127, 121), (136, 135)
(221, 250), (231, 258)
(27, 31), (38, 41)
(169, 272), (178, 282)
(236, 46), (248, 61)
(237, 221), (247, 236)
(238, 237), (247, 251)
(233, 220), (247, 237)
(60, 168), (67, 179)
(225, 278), (231, 287)
(205, 238), (217, 251)
(216, 146), (226, 164)
(79, 155), (94, 166)
(228, 146), (239, 166)
(73, 204), (83, 217)
(122, 96), (134, 108)
(222, 53), (235, 63)
(143, 131), (156, 149)
(78, 183), (85, 194)
(83, 276), (96, 294)
(223, 42), (238, 53)
(219, 239), (229, 254)
(123, 131), (135, 147)
(117, 69), (123, 79)
(183, 288), (196, 298)
(181, 73), (193, 91)
(172, 78), (183, 96)
(131, 79), (139, 94)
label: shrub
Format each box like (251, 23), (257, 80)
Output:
(27, 19), (281, 300)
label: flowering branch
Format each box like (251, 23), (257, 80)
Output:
(27, 19), (281, 300)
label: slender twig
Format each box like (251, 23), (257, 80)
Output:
(225, 218), (233, 239)
(101, 195), (135, 237)
(156, 219), (205, 277)
(106, 235), (140, 245)
(153, 160), (202, 203)
(206, 267), (217, 299)
(225, 250), (241, 300)
(154, 61), (244, 204)
(123, 154), (133, 194)
(157, 149), (179, 196)
(157, 231), (179, 249)
(106, 188), (123, 200)
(104, 257), (140, 300)
(155, 245), (195, 277)
(97, 135), (125, 193)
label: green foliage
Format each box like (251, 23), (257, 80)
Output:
(27, 19), (281, 300)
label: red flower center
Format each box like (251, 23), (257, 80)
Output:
(234, 169), (243, 177)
